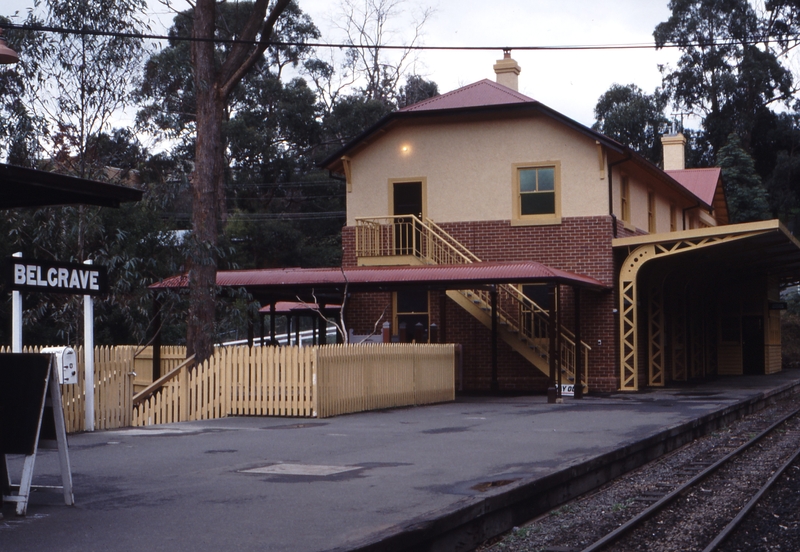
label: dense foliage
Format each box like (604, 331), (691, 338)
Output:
(595, 0), (800, 228)
(0, 0), (438, 348)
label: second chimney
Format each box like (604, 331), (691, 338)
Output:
(661, 133), (686, 170)
(493, 50), (521, 91)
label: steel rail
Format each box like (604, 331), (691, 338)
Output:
(702, 441), (800, 552)
(580, 404), (800, 552)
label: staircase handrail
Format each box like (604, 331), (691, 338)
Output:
(132, 355), (196, 406)
(420, 217), (482, 265)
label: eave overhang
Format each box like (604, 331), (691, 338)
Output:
(0, 163), (143, 209)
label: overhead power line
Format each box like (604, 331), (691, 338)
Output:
(0, 21), (791, 52)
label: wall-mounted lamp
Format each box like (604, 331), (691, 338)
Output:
(0, 30), (20, 65)
(400, 144), (410, 154)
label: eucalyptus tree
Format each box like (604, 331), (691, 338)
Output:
(182, 0), (303, 361)
(0, 1), (167, 345)
(334, 0), (433, 103)
(2, 129), (186, 346)
(654, 0), (794, 159)
(13, 0), (148, 179)
(592, 84), (670, 165)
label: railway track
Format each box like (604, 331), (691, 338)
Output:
(582, 405), (800, 551)
(478, 391), (800, 552)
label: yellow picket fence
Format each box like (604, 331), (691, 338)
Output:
(132, 343), (456, 425)
(315, 344), (455, 417)
(0, 345), (135, 433)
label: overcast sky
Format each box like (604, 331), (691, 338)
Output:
(3, 0), (681, 128)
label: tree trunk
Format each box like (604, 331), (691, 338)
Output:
(186, 0), (292, 363)
(187, 0), (222, 364)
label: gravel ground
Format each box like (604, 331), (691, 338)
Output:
(476, 391), (800, 552)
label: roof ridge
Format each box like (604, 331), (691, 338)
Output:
(399, 78), (535, 112)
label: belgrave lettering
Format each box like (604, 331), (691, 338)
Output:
(5, 259), (108, 296)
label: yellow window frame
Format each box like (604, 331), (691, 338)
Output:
(511, 161), (561, 226)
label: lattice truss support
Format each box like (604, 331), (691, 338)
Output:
(618, 231), (765, 391)
(670, 287), (687, 382)
(648, 283), (665, 387)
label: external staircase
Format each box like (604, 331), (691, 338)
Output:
(354, 215), (589, 390)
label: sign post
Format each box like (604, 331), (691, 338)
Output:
(83, 260), (95, 432)
(11, 252), (22, 353)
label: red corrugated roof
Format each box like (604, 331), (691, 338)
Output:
(399, 79), (534, 112)
(152, 261), (608, 292)
(665, 168), (721, 206)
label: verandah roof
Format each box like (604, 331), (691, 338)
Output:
(151, 260), (609, 303)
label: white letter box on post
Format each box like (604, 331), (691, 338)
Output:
(41, 346), (78, 384)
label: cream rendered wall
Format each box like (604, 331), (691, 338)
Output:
(613, 170), (656, 232)
(611, 168), (694, 234)
(626, 177), (649, 231)
(656, 200), (672, 233)
(345, 114), (609, 226)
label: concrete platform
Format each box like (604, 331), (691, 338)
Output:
(2, 369), (800, 552)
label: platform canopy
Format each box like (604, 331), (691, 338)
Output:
(613, 219), (800, 287)
(151, 260), (609, 304)
(0, 163), (143, 209)
(613, 219), (800, 392)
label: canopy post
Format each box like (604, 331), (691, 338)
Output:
(490, 285), (498, 392)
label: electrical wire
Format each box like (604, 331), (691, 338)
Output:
(0, 21), (790, 52)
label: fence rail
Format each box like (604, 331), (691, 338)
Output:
(132, 345), (187, 393)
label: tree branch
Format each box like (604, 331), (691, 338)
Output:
(219, 0), (293, 99)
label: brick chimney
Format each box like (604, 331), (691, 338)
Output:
(493, 49), (521, 91)
(661, 133), (686, 170)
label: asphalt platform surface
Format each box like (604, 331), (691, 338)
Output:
(3, 369), (800, 552)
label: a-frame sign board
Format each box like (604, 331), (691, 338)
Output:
(0, 353), (74, 516)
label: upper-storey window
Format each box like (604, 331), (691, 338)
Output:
(647, 191), (656, 233)
(670, 203), (677, 232)
(620, 175), (630, 224)
(513, 161), (561, 225)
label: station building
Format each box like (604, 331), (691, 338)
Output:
(317, 53), (800, 393)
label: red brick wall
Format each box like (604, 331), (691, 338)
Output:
(342, 216), (625, 392)
(437, 217), (617, 288)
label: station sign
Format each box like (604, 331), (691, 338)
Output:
(5, 258), (108, 296)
